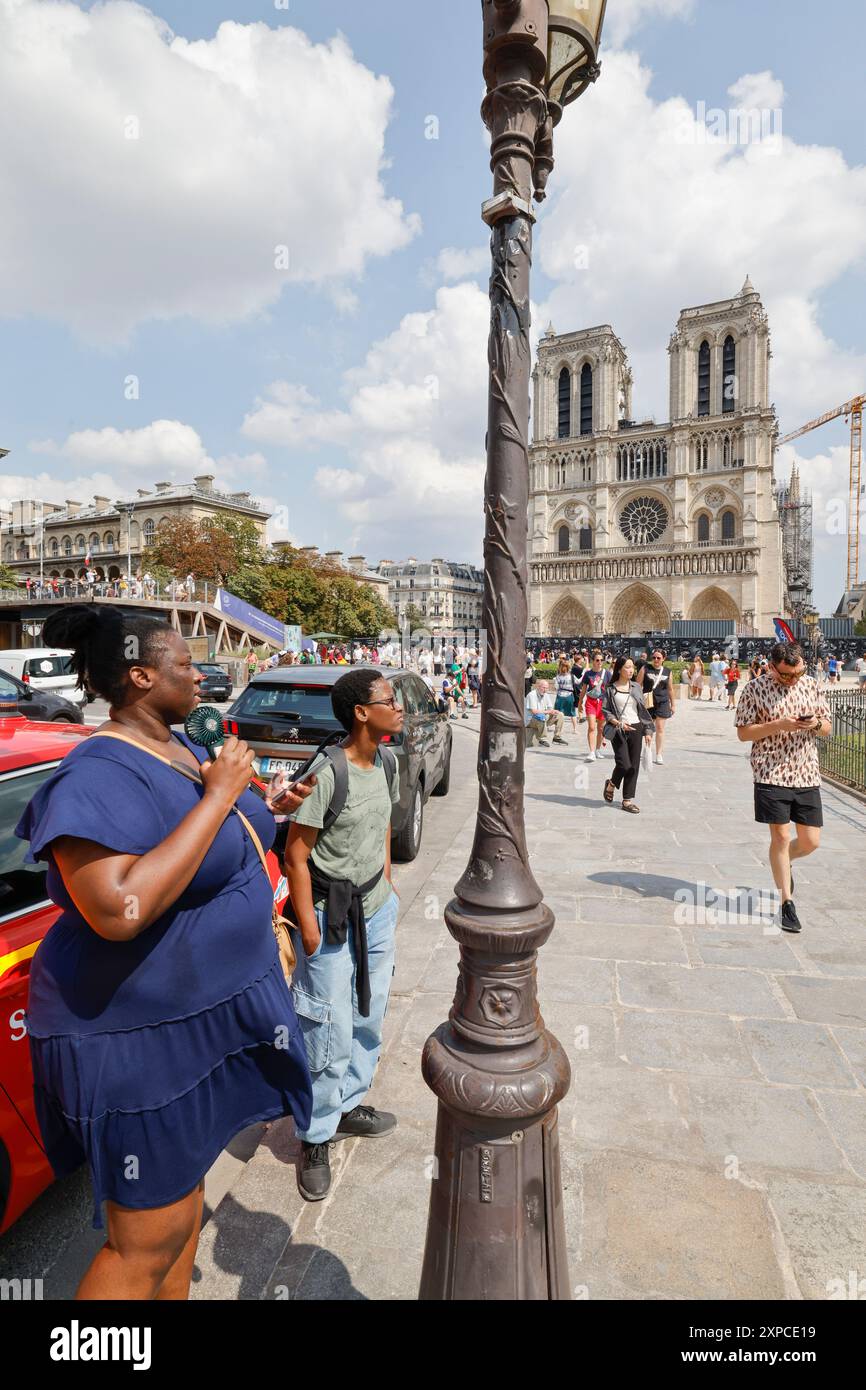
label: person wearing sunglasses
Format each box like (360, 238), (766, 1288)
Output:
(640, 649), (675, 763)
(285, 668), (403, 1200)
(578, 651), (611, 761)
(735, 641), (830, 933)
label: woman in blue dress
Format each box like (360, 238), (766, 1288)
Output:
(15, 605), (314, 1300)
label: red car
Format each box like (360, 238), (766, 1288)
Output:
(0, 711), (92, 1234)
(0, 708), (289, 1236)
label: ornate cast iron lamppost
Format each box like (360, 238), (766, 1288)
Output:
(419, 0), (607, 1301)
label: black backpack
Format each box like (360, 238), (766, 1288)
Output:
(313, 737), (398, 834)
(272, 733), (398, 858)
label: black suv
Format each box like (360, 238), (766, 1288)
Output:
(194, 663), (233, 703)
(225, 666), (452, 861)
(0, 668), (84, 725)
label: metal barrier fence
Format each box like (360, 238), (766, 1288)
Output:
(0, 579), (212, 604)
(820, 688), (866, 794)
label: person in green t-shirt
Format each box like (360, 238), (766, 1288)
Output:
(284, 667), (403, 1201)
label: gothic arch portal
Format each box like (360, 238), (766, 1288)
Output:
(689, 587), (740, 623)
(607, 583), (670, 635)
(546, 594), (593, 638)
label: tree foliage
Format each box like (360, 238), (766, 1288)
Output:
(142, 522), (395, 635)
(143, 515), (239, 584)
(226, 544), (395, 635)
(403, 603), (426, 632)
(0, 563), (21, 588)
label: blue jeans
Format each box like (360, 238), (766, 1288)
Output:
(291, 891), (398, 1144)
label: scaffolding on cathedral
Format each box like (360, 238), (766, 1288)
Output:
(776, 462), (814, 618)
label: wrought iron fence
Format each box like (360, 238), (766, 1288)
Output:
(819, 688), (866, 794)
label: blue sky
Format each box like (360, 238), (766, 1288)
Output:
(0, 0), (864, 611)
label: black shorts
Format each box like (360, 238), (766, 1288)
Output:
(754, 783), (823, 827)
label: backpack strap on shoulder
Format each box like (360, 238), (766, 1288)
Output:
(376, 743), (397, 788)
(320, 744), (349, 835)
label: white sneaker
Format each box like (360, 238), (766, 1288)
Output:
(585, 751), (596, 762)
(655, 754), (664, 765)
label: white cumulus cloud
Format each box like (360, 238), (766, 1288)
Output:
(605, 0), (696, 45)
(436, 246), (489, 282)
(727, 70), (785, 111)
(24, 420), (268, 495)
(0, 0), (419, 340)
(534, 50), (866, 436)
(242, 282), (491, 560)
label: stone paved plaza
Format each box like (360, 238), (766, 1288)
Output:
(188, 691), (866, 1301)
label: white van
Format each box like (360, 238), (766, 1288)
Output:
(0, 648), (87, 707)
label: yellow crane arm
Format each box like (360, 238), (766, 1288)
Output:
(776, 395), (863, 447)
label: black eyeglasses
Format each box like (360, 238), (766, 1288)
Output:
(772, 666), (805, 683)
(365, 696), (400, 709)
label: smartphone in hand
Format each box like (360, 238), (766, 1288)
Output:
(269, 771), (317, 812)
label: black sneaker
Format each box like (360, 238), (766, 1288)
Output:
(335, 1104), (397, 1139)
(780, 899), (802, 934)
(298, 1141), (332, 1201)
(552, 736), (568, 745)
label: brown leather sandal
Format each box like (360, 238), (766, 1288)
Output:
(603, 780), (615, 803)
(622, 802), (640, 813)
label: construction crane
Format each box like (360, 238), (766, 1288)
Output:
(776, 394), (865, 591)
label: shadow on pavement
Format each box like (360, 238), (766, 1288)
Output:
(589, 870), (767, 911)
(527, 793), (606, 809)
(195, 1191), (366, 1301)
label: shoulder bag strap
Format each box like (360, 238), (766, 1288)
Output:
(89, 728), (271, 877)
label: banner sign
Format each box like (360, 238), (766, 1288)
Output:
(214, 588), (285, 645)
(284, 623), (302, 651)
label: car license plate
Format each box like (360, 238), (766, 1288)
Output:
(259, 758), (305, 777)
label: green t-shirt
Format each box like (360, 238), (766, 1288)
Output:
(290, 755), (400, 918)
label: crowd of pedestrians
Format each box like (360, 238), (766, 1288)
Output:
(8, 591), (839, 1305)
(16, 571), (187, 601)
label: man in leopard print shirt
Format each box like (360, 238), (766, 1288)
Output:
(735, 642), (830, 933)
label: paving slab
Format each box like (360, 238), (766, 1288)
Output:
(766, 1178), (866, 1300)
(685, 1077), (846, 1177)
(617, 1009), (756, 1079)
(691, 926), (803, 971)
(739, 1019), (860, 1090)
(814, 1092), (866, 1179)
(571, 1150), (788, 1301)
(545, 919), (689, 965)
(562, 1063), (709, 1165)
(616, 961), (786, 1018)
(779, 976), (866, 1029)
(832, 1027), (866, 1088)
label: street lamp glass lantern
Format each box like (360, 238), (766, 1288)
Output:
(547, 0), (607, 108)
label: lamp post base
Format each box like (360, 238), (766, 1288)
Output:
(419, 897), (571, 1301)
(419, 1023), (571, 1301)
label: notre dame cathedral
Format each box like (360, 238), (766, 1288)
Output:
(527, 279), (786, 637)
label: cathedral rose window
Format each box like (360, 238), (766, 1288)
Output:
(619, 496), (668, 546)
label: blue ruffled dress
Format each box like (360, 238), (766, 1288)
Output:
(14, 731), (312, 1226)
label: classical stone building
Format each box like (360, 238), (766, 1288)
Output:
(377, 558), (484, 633)
(528, 279), (786, 637)
(1, 475), (269, 582)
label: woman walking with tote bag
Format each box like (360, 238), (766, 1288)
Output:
(600, 656), (655, 813)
